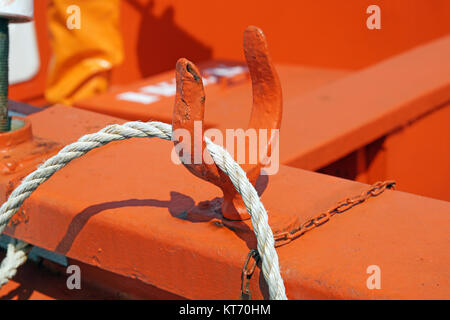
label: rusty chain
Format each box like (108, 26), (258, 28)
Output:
(273, 180), (397, 247)
(240, 249), (260, 300)
(240, 180), (396, 299)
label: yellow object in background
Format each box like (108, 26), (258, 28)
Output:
(45, 0), (123, 106)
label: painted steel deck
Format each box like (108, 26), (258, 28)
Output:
(0, 105), (448, 299)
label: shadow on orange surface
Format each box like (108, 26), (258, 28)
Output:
(55, 173), (268, 255)
(129, 0), (212, 77)
(0, 251), (185, 300)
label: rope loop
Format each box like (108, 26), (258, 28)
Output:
(0, 121), (287, 299)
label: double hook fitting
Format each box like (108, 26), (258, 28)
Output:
(172, 26), (282, 221)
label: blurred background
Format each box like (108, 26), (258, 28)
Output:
(9, 0), (450, 106)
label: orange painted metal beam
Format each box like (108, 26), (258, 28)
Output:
(0, 253), (117, 300)
(75, 60), (347, 124)
(0, 105), (448, 299)
(0, 254), (183, 300)
(280, 35), (450, 171)
(76, 35), (450, 171)
(377, 103), (450, 201)
(74, 35), (450, 202)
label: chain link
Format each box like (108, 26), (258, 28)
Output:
(240, 249), (260, 300)
(240, 180), (396, 299)
(273, 181), (396, 247)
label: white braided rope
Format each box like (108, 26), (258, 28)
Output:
(0, 239), (29, 288)
(205, 137), (287, 300)
(0, 121), (286, 299)
(0, 121), (172, 233)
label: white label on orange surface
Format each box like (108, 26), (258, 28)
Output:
(141, 80), (177, 97)
(115, 64), (247, 105)
(117, 92), (160, 105)
(203, 65), (247, 78)
(202, 75), (218, 86)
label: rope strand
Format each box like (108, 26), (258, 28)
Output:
(0, 239), (29, 288)
(0, 121), (286, 299)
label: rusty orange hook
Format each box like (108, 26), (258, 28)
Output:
(172, 26), (282, 220)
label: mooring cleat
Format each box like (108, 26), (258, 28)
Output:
(172, 26), (282, 221)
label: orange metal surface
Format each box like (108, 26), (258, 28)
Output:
(74, 61), (347, 123)
(0, 105), (448, 299)
(75, 34), (450, 202)
(0, 254), (183, 300)
(280, 35), (450, 172)
(0, 117), (60, 194)
(9, 0), (450, 105)
(319, 102), (450, 202)
(374, 103), (450, 201)
(0, 253), (113, 300)
(172, 27), (282, 220)
(1, 1), (449, 301)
